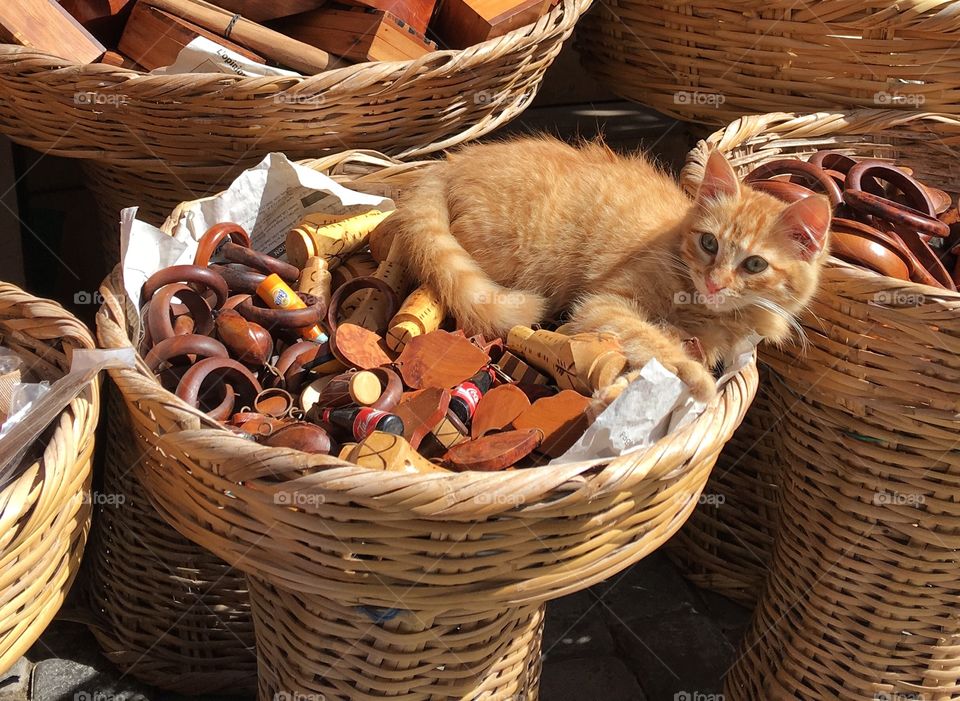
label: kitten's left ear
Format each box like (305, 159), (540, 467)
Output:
(777, 194), (832, 260)
(697, 149), (740, 205)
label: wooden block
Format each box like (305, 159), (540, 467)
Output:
(273, 6), (435, 63)
(342, 0), (437, 35)
(119, 1), (264, 71)
(206, 0), (329, 21)
(432, 0), (549, 49)
(0, 0), (106, 63)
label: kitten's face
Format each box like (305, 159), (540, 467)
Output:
(679, 151), (832, 316)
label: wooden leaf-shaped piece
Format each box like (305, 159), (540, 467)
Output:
(471, 384), (531, 439)
(331, 322), (393, 369)
(442, 428), (542, 472)
(512, 389), (591, 458)
(393, 387), (451, 450)
(396, 329), (488, 389)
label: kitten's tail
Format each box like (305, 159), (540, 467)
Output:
(386, 171), (547, 336)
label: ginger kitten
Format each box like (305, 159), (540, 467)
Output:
(387, 137), (831, 401)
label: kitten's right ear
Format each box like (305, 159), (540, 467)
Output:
(696, 149), (740, 205)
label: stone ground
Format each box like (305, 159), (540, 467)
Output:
(1, 44), (751, 701)
(3, 552), (749, 701)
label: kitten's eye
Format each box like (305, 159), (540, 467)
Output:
(743, 256), (768, 273)
(699, 233), (719, 254)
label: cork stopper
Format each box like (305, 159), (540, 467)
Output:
(585, 350), (628, 393)
(285, 229), (318, 269)
(349, 370), (383, 406)
(386, 286), (445, 352)
(297, 256), (332, 309)
(346, 431), (448, 473)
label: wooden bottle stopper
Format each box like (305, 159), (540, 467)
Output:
(297, 255), (333, 311)
(345, 431), (449, 473)
(442, 428), (542, 472)
(348, 370), (383, 406)
(506, 326), (627, 395)
(342, 242), (410, 331)
(386, 286), (445, 353)
(512, 389), (591, 458)
(286, 209), (393, 270)
(495, 350), (551, 385)
(368, 220), (396, 262)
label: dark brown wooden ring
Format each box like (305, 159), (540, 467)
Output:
(194, 222), (252, 267)
(147, 282), (214, 343)
(749, 179), (817, 203)
(845, 162), (937, 217)
(274, 341), (326, 392)
(237, 292), (325, 330)
(325, 276), (400, 336)
(221, 242), (300, 283)
(831, 218), (944, 288)
(223, 293), (251, 311)
(210, 264), (267, 295)
(745, 159), (843, 206)
(842, 189), (949, 240)
(142, 265), (229, 310)
(176, 357), (263, 422)
(808, 150), (858, 174)
(144, 333), (229, 373)
(367, 366), (403, 412)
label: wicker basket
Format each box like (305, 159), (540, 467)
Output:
(681, 110), (960, 700)
(0, 283), (99, 673)
(85, 384), (257, 694)
(0, 0), (588, 263)
(665, 364), (782, 606)
(96, 149), (758, 700)
(576, 0), (960, 124)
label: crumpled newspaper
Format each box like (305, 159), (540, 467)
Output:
(151, 36), (300, 78)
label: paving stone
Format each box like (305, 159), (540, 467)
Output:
(589, 553), (698, 623)
(609, 607), (735, 701)
(30, 658), (154, 701)
(542, 592), (616, 661)
(0, 658), (31, 701)
(694, 589), (752, 648)
(539, 656), (646, 701)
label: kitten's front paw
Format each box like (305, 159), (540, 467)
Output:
(674, 359), (718, 403)
(591, 369), (642, 413)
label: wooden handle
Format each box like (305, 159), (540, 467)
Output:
(143, 0), (332, 73)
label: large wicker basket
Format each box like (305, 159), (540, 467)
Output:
(96, 149), (758, 700)
(682, 110), (960, 700)
(0, 282), (99, 673)
(0, 0), (588, 263)
(576, 0), (960, 124)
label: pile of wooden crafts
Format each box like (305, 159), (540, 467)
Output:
(138, 219), (628, 473)
(746, 150), (959, 290)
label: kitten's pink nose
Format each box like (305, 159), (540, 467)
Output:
(705, 277), (724, 294)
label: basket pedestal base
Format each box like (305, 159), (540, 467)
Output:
(249, 576), (544, 700)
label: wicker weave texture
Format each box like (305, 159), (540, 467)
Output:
(86, 385), (257, 694)
(577, 0), (960, 124)
(681, 110), (960, 700)
(666, 365), (782, 606)
(0, 283), (98, 673)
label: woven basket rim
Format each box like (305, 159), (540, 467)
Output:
(684, 108), (960, 302)
(0, 0), (584, 90)
(96, 150), (758, 518)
